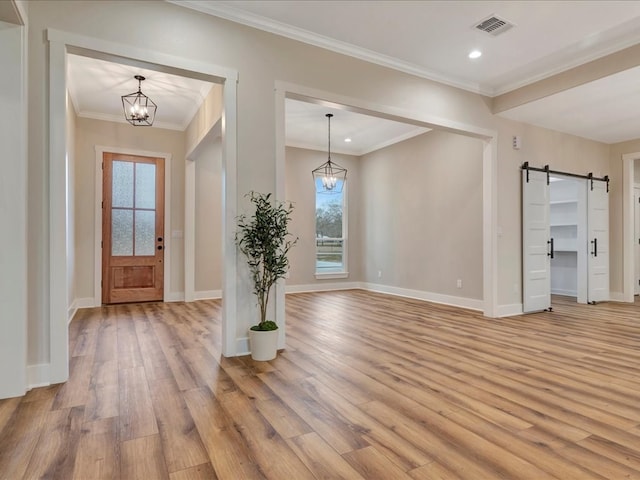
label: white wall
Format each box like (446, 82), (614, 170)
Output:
(0, 20), (27, 398)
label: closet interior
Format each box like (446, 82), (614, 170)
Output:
(549, 174), (587, 303)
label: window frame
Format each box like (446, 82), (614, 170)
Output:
(314, 179), (348, 279)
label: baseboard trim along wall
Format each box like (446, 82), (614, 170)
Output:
(285, 282), (362, 294)
(496, 303), (524, 317)
(165, 292), (185, 302)
(609, 291), (625, 302)
(551, 289), (577, 297)
(236, 337), (250, 357)
(68, 297), (97, 324)
(194, 290), (222, 300)
(27, 363), (50, 390)
(360, 283), (484, 312)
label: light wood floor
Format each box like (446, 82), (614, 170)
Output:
(1, 291), (640, 479)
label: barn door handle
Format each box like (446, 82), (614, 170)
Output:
(547, 238), (554, 259)
(591, 238), (597, 257)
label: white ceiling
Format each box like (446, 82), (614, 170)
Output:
(67, 1), (640, 148)
(67, 54), (214, 131)
(68, 53), (428, 154)
(285, 100), (429, 156)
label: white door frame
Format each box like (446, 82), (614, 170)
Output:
(47, 29), (238, 384)
(622, 153), (638, 302)
(635, 185), (640, 295)
(0, 19), (28, 398)
(274, 81), (499, 323)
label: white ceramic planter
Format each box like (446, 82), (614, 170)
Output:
(248, 328), (279, 361)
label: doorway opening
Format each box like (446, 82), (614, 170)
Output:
(549, 174), (587, 306)
(275, 85), (498, 327)
(48, 30), (238, 385)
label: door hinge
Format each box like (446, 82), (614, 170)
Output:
(101, 201), (103, 209)
(101, 241), (103, 249)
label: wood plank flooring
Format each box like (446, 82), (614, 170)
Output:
(1, 291), (640, 479)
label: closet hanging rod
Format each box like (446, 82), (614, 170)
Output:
(521, 162), (609, 191)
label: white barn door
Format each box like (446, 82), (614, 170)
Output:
(587, 179), (609, 303)
(522, 169), (551, 312)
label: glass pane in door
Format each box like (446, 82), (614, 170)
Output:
(112, 161), (134, 208)
(112, 209), (133, 256)
(135, 210), (155, 256)
(135, 163), (156, 209)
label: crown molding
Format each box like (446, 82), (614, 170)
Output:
(168, 0), (491, 96)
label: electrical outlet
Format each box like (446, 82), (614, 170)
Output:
(377, 270), (382, 278)
(456, 279), (462, 289)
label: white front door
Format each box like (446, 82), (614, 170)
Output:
(587, 179), (609, 303)
(522, 169), (551, 313)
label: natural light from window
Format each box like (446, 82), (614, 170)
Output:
(315, 178), (346, 274)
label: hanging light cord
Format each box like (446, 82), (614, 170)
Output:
(327, 113), (332, 167)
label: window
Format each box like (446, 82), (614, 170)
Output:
(315, 178), (347, 276)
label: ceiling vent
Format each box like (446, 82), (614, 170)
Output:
(474, 15), (514, 36)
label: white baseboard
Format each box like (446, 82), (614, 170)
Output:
(496, 303), (523, 317)
(194, 290), (222, 300)
(67, 304), (77, 325)
(68, 297), (97, 324)
(551, 289), (577, 297)
(27, 363), (50, 389)
(165, 292), (185, 302)
(286, 282), (363, 294)
(361, 283), (484, 312)
(236, 337), (250, 357)
(609, 291), (625, 302)
(75, 297), (97, 309)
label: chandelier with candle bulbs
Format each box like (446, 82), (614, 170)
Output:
(121, 75), (157, 126)
(312, 113), (347, 194)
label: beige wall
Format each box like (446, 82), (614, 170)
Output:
(22, 0), (633, 370)
(186, 84), (223, 157)
(361, 130), (484, 300)
(74, 117), (186, 301)
(494, 117), (612, 305)
(285, 147), (361, 286)
(193, 135), (223, 293)
(67, 93), (77, 310)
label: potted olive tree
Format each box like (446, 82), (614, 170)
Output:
(236, 191), (297, 360)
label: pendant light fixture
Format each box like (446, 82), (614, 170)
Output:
(312, 113), (347, 194)
(121, 75), (157, 126)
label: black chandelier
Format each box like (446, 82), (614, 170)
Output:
(312, 113), (347, 194)
(121, 75), (157, 126)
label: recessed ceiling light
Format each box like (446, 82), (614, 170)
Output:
(469, 50), (482, 59)
(344, 138), (352, 143)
